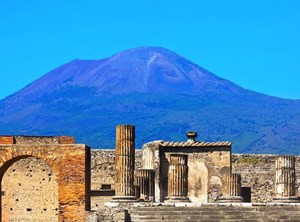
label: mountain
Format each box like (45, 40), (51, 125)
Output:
(1, 46), (300, 154)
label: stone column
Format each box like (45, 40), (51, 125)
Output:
(165, 154), (190, 202)
(112, 125), (137, 201)
(218, 173), (243, 202)
(135, 169), (155, 201)
(273, 155), (299, 202)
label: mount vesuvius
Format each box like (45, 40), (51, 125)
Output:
(1, 47), (300, 154)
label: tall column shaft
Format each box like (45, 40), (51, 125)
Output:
(113, 125), (136, 201)
(166, 154), (189, 202)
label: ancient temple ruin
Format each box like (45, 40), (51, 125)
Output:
(141, 132), (232, 203)
(0, 125), (300, 221)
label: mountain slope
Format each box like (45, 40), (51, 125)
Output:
(1, 47), (300, 154)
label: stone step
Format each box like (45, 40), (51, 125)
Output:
(132, 212), (263, 217)
(134, 206), (300, 212)
(133, 206), (259, 211)
(132, 211), (260, 216)
(129, 206), (300, 222)
(131, 219), (265, 222)
(131, 216), (264, 221)
(131, 219), (300, 222)
(132, 209), (258, 212)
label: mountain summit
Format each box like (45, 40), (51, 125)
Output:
(1, 47), (300, 154)
(11, 47), (244, 99)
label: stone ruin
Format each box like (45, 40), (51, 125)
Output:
(0, 125), (300, 221)
(0, 136), (89, 222)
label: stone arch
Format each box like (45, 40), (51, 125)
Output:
(0, 141), (89, 222)
(0, 155), (59, 222)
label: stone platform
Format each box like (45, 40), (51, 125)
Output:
(89, 203), (300, 222)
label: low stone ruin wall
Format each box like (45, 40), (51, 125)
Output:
(90, 150), (300, 205)
(232, 154), (300, 203)
(91, 150), (143, 208)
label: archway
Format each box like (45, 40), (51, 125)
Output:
(0, 136), (89, 222)
(1, 156), (58, 222)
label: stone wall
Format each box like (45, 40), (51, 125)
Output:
(90, 150), (142, 208)
(232, 154), (300, 203)
(88, 207), (128, 222)
(187, 151), (231, 202)
(2, 157), (58, 221)
(0, 136), (90, 222)
(91, 149), (231, 204)
(91, 150), (300, 205)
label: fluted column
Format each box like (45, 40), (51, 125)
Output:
(113, 125), (137, 201)
(135, 169), (155, 201)
(273, 155), (299, 202)
(219, 173), (243, 202)
(165, 154), (190, 202)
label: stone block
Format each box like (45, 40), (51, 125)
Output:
(0, 136), (15, 144)
(59, 136), (75, 144)
(104, 202), (119, 208)
(174, 202), (187, 207)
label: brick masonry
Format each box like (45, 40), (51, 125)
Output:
(0, 136), (90, 222)
(2, 157), (59, 221)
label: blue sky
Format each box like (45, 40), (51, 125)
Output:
(0, 0), (299, 100)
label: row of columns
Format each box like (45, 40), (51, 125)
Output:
(112, 125), (299, 203)
(220, 155), (299, 203)
(113, 124), (190, 202)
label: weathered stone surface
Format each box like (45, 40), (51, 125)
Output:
(89, 207), (127, 222)
(0, 136), (14, 144)
(141, 141), (162, 202)
(275, 155), (296, 197)
(113, 125), (136, 200)
(0, 137), (89, 222)
(223, 173), (242, 196)
(2, 157), (58, 222)
(91, 150), (116, 190)
(91, 151), (300, 204)
(166, 154), (189, 202)
(59, 136), (75, 144)
(5, 135), (75, 145)
(273, 155), (299, 203)
(142, 140), (231, 203)
(232, 154), (300, 203)
(232, 154), (277, 203)
(129, 205), (300, 222)
(135, 169), (155, 201)
(218, 173), (243, 203)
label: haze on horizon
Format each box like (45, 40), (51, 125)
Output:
(0, 0), (299, 100)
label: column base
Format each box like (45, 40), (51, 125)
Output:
(111, 196), (139, 202)
(164, 196), (190, 203)
(273, 196), (300, 203)
(218, 196), (243, 203)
